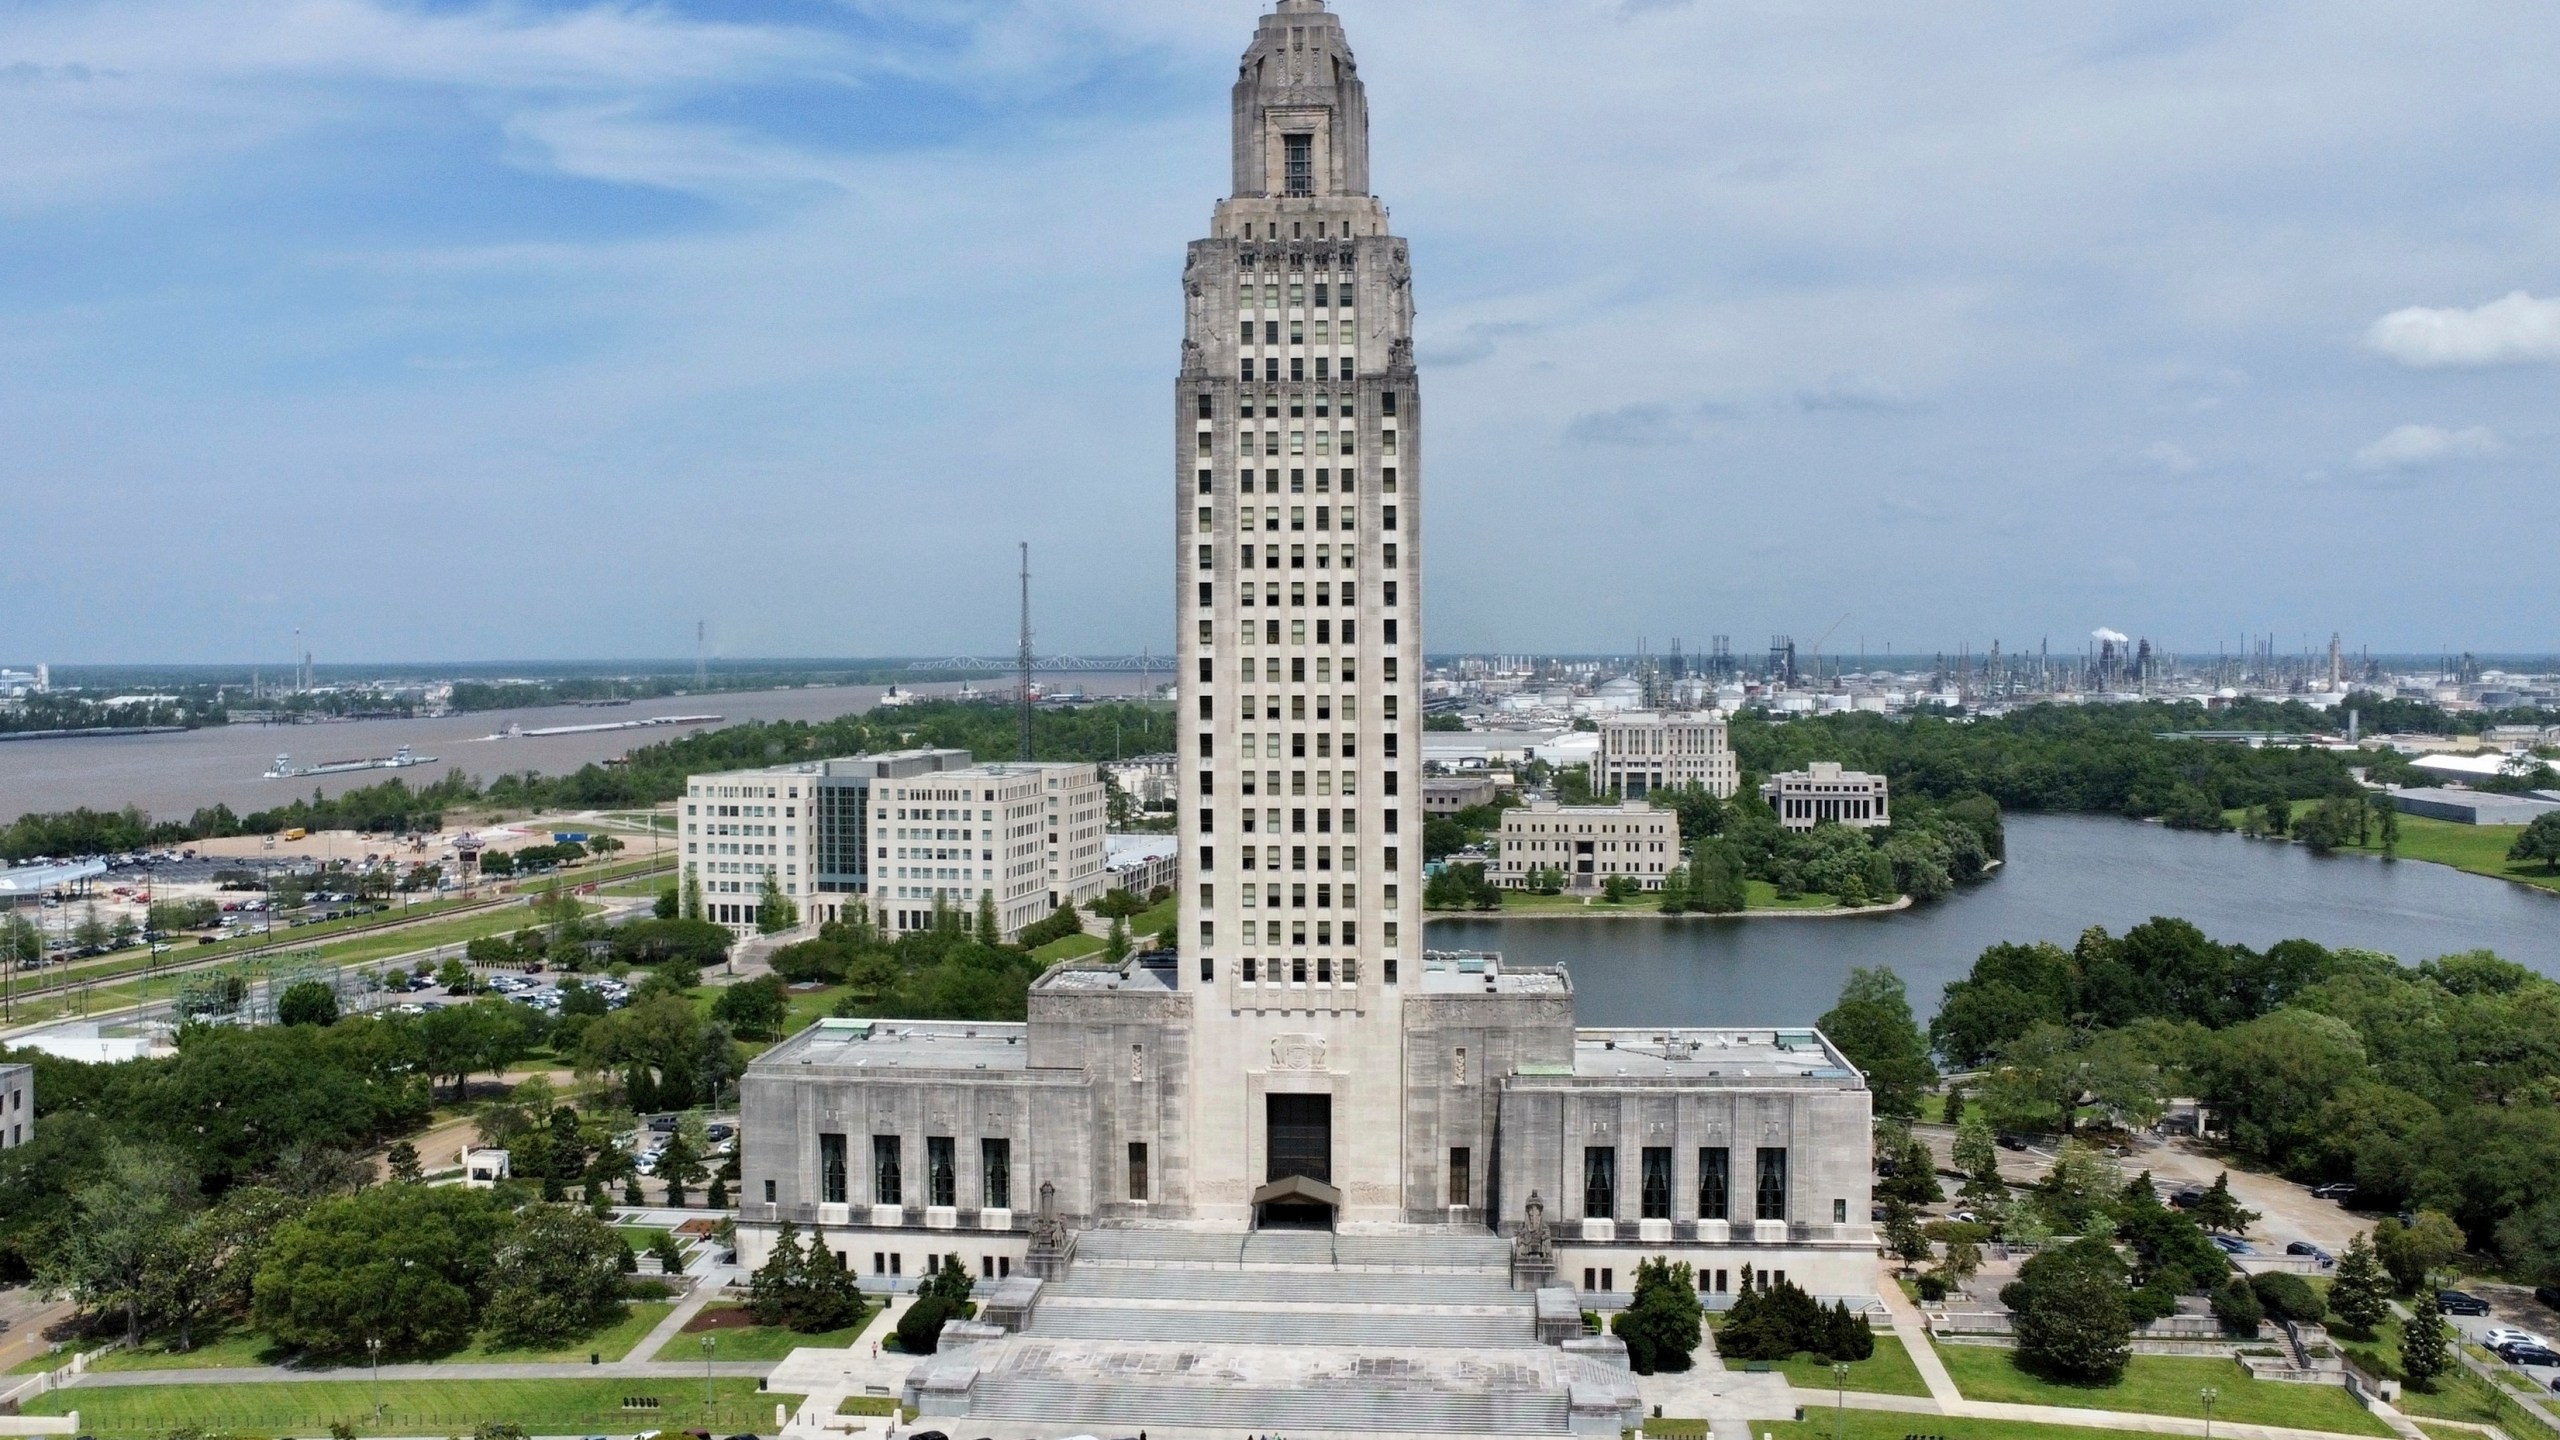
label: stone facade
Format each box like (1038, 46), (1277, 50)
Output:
(1493, 800), (1681, 892)
(1762, 760), (1891, 832)
(0, 1064), (28, 1151)
(1593, 710), (1738, 800)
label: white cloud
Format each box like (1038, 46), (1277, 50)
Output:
(2141, 441), (2197, 474)
(2364, 291), (2560, 368)
(2352, 423), (2501, 471)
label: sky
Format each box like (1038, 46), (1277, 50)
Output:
(4, 0), (2557, 665)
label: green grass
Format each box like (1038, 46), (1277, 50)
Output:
(1032, 930), (1105, 961)
(2233, 804), (2560, 896)
(1937, 1344), (2394, 1436)
(651, 1303), (878, 1362)
(86, 1328), (298, 1372)
(1742, 1414), (2203, 1440)
(1439, 882), (1887, 915)
(4, 1338), (106, 1376)
(2348, 1319), (2560, 1437)
(1767, 1334), (1934, 1396)
(463, 1301), (675, 1363)
(21, 1379), (799, 1438)
(839, 1395), (898, 1415)
(75, 1304), (675, 1373)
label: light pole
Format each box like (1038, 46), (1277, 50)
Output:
(701, 1332), (717, 1415)
(2200, 1385), (2218, 1439)
(1833, 1361), (1850, 1440)
(367, 1336), (382, 1420)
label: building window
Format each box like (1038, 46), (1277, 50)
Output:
(1699, 1146), (1729, 1220)
(1284, 132), (1313, 196)
(927, 1136), (957, 1208)
(1755, 1147), (1788, 1221)
(819, 1133), (848, 1204)
(764, 1179), (777, 1204)
(983, 1139), (1011, 1210)
(1450, 1146), (1472, 1207)
(1583, 1146), (1617, 1219)
(872, 1135), (902, 1207)
(1128, 1142), (1151, 1202)
(1640, 1146), (1673, 1220)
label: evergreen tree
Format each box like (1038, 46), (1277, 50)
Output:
(1610, 1257), (1703, 1374)
(1941, 1083), (1966, 1125)
(756, 871), (798, 935)
(2191, 1172), (2259, 1234)
(680, 870), (704, 921)
(975, 892), (1000, 946)
(2327, 1232), (2390, 1335)
(747, 1223), (810, 1327)
(1657, 865), (1692, 914)
(655, 886), (680, 920)
(1105, 916), (1131, 964)
(2400, 1303), (2451, 1391)
(385, 1140), (422, 1183)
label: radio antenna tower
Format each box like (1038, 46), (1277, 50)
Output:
(1017, 542), (1035, 761)
(695, 621), (707, 689)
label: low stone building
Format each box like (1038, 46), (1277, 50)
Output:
(1492, 800), (1680, 892)
(1422, 774), (1499, 814)
(1761, 761), (1891, 832)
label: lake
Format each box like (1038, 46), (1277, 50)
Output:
(1425, 813), (2560, 1028)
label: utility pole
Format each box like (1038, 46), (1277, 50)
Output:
(1017, 541), (1035, 762)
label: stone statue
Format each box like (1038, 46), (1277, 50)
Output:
(1516, 1191), (1554, 1261)
(1030, 1179), (1064, 1249)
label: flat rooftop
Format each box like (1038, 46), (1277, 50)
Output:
(1036, 954), (1183, 994)
(1414, 950), (1570, 996)
(1565, 1028), (1862, 1083)
(752, 1017), (1030, 1075)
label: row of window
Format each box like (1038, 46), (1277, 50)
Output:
(1198, 467), (1397, 497)
(1219, 879), (1361, 908)
(1577, 1146), (1790, 1222)
(1217, 690), (1370, 722)
(1234, 278), (1353, 310)
(823, 1133), (1011, 1211)
(1198, 392), (1362, 421)
(1239, 319), (1357, 344)
(1238, 954), (1363, 983)
(1195, 843), (1397, 876)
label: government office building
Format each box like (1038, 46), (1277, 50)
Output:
(735, 3), (1875, 1427)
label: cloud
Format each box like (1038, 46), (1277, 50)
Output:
(1564, 402), (1693, 447)
(2141, 441), (2197, 474)
(1416, 320), (1540, 368)
(2364, 292), (2560, 368)
(1792, 374), (1911, 413)
(2351, 424), (2501, 472)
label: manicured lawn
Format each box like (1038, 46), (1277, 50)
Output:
(1767, 1334), (1933, 1396)
(1742, 1415), (2199, 1440)
(465, 1301), (674, 1363)
(88, 1327), (298, 1372)
(1032, 931), (1105, 961)
(1937, 1344), (2394, 1436)
(76, 1304), (674, 1373)
(652, 1303), (879, 1362)
(2244, 805), (2560, 897)
(21, 1379), (800, 1438)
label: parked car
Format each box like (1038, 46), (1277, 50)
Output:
(2485, 1327), (2552, 1352)
(2170, 1189), (2205, 1210)
(2494, 1343), (2560, 1368)
(648, 1114), (681, 1133)
(2310, 1182), (2358, 1202)
(2537, 1285), (2560, 1312)
(1995, 1133), (2030, 1151)
(2439, 1290), (2492, 1316)
(2209, 1235), (2256, 1255)
(2285, 1241), (2335, 1267)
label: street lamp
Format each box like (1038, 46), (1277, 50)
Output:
(367, 1336), (383, 1420)
(1833, 1361), (1850, 1440)
(2200, 1385), (2219, 1439)
(701, 1333), (717, 1414)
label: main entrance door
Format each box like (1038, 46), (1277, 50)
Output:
(1259, 1093), (1334, 1229)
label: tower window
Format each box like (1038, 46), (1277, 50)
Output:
(1285, 133), (1313, 196)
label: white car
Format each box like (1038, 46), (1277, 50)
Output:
(2485, 1327), (2551, 1352)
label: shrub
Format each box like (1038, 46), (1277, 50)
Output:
(2249, 1271), (2325, 1325)
(897, 1295), (957, 1355)
(2210, 1279), (2265, 1336)
(1611, 1258), (1704, 1374)
(1915, 1273), (1950, 1301)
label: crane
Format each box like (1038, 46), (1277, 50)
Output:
(1802, 614), (1850, 684)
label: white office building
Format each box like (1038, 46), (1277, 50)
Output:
(870, 761), (1111, 939)
(1762, 761), (1892, 832)
(1593, 710), (1739, 800)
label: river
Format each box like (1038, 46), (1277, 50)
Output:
(0, 679), (1150, 823)
(1425, 813), (2560, 1027)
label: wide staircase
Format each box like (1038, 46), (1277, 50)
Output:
(913, 1226), (1635, 1435)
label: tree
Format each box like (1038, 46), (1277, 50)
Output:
(276, 980), (339, 1028)
(1941, 1083), (1967, 1126)
(680, 869), (704, 921)
(386, 1139), (422, 1183)
(1611, 1257), (1703, 1374)
(2031, 1141), (2123, 1238)
(898, 1294), (959, 1355)
(1953, 1110), (2003, 1195)
(654, 886), (680, 920)
(656, 1131), (704, 1208)
(747, 1223), (812, 1327)
(2248, 1271), (2323, 1325)
(1818, 967), (1936, 1119)
(2375, 1211), (2464, 1296)
(2209, 1277), (2264, 1335)
(2001, 1235), (2133, 1383)
(974, 892), (1000, 946)
(2189, 1173), (2259, 1235)
(2510, 812), (2560, 873)
(711, 975), (791, 1041)
(2399, 1303), (2451, 1391)
(2327, 1232), (2390, 1335)
(483, 1204), (629, 1347)
(35, 1143), (196, 1345)
(1104, 916), (1131, 965)
(251, 1183), (506, 1357)
(756, 871), (797, 935)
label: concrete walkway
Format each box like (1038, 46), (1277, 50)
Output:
(69, 1360), (775, 1387)
(1873, 1267), (1967, 1409)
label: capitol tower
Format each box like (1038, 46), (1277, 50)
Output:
(1176, 0), (1425, 1225)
